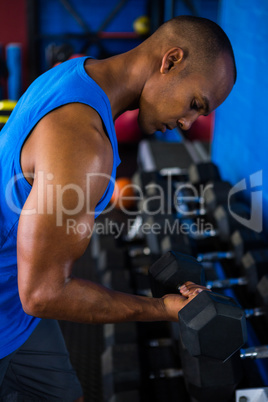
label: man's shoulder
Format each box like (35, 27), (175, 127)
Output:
(23, 103), (114, 186)
(39, 103), (111, 157)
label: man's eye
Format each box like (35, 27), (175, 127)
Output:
(191, 100), (200, 110)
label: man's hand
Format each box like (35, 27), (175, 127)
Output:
(179, 281), (210, 297)
(161, 281), (209, 321)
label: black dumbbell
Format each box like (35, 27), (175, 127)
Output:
(159, 161), (221, 187)
(178, 336), (243, 402)
(197, 228), (268, 264)
(93, 240), (135, 294)
(160, 231), (223, 260)
(133, 162), (221, 194)
(215, 248), (268, 291)
(187, 161), (221, 186)
(141, 335), (243, 402)
(147, 368), (188, 402)
(103, 322), (138, 350)
(102, 329), (182, 401)
(140, 337), (189, 402)
(148, 251), (247, 362)
(143, 214), (192, 257)
(148, 250), (268, 361)
(128, 214), (215, 265)
(238, 274), (268, 323)
(185, 202), (251, 243)
(136, 243), (268, 301)
(149, 247), (268, 310)
(136, 162), (221, 214)
(143, 171), (227, 218)
(101, 343), (141, 402)
(161, 161), (221, 185)
(151, 249), (268, 348)
(124, 214), (180, 263)
(94, 236), (154, 273)
(157, 199), (250, 246)
(91, 220), (146, 260)
(256, 274), (268, 307)
(149, 247), (257, 294)
(199, 249), (268, 294)
(179, 328), (268, 402)
(132, 169), (172, 195)
(160, 227), (267, 269)
(176, 180), (233, 217)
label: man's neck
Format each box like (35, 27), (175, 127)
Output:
(84, 49), (148, 120)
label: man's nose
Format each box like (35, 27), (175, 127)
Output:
(178, 115), (199, 131)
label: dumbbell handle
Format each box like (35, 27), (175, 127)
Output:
(160, 167), (188, 176)
(244, 307), (267, 318)
(177, 195), (203, 204)
(197, 250), (234, 262)
(124, 215), (143, 241)
(149, 368), (183, 379)
(176, 208), (207, 218)
(148, 347), (268, 366)
(206, 276), (248, 289)
(188, 228), (218, 240)
(240, 345), (268, 359)
(148, 338), (173, 347)
(147, 336), (268, 363)
(128, 246), (151, 258)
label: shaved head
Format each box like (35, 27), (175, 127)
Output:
(149, 15), (236, 83)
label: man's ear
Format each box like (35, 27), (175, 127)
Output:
(160, 47), (184, 74)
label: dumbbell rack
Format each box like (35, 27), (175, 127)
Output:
(59, 139), (268, 402)
(91, 222), (268, 401)
(216, 259), (268, 386)
(90, 228), (190, 402)
(92, 140), (268, 402)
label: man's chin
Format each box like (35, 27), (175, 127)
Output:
(145, 129), (157, 135)
(138, 121), (157, 136)
(137, 114), (155, 135)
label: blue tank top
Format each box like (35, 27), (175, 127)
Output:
(0, 57), (121, 358)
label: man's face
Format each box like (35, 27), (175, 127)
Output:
(138, 54), (234, 134)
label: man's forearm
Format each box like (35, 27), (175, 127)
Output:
(24, 276), (171, 323)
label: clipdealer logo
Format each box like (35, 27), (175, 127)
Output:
(228, 170), (263, 233)
(4, 169), (264, 235)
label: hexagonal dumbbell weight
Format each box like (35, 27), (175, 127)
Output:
(148, 251), (247, 362)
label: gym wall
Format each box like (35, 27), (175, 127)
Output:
(0, 0), (267, 235)
(173, 0), (218, 22)
(37, 0), (148, 73)
(212, 0), (268, 235)
(0, 0), (28, 94)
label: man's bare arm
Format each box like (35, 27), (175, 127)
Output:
(17, 104), (199, 324)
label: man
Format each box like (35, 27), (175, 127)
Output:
(0, 15), (236, 401)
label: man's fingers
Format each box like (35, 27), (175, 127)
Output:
(179, 281), (209, 297)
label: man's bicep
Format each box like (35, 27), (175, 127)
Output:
(17, 114), (113, 308)
(17, 175), (96, 309)
(17, 127), (110, 271)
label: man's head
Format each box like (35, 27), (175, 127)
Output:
(138, 16), (236, 134)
